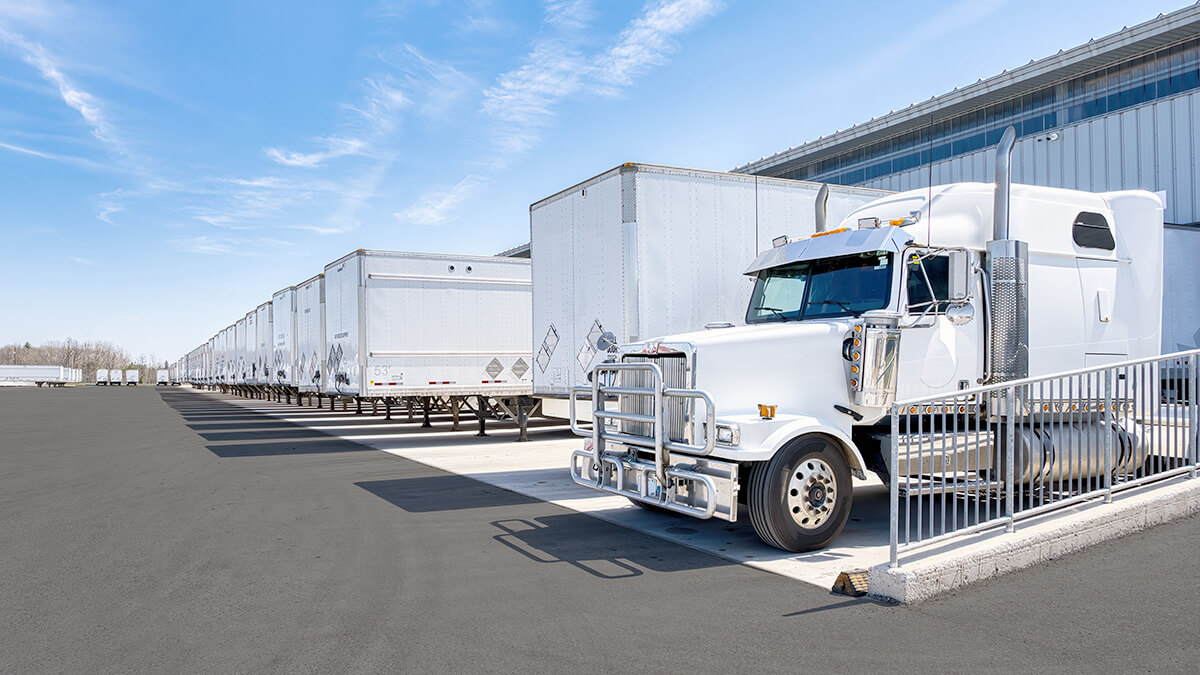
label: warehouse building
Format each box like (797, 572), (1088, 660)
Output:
(735, 4), (1200, 228)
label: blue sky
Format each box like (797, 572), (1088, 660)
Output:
(0, 0), (1187, 361)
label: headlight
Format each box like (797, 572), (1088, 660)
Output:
(715, 423), (740, 446)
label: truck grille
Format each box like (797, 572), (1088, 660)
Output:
(619, 354), (690, 444)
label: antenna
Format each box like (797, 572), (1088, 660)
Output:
(926, 115), (934, 244)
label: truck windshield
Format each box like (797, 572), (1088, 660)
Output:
(746, 252), (893, 323)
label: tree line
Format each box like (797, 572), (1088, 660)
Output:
(0, 339), (167, 382)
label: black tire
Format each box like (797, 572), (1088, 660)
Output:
(628, 498), (674, 515)
(748, 435), (853, 552)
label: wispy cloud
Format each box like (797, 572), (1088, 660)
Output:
(0, 26), (126, 155)
(345, 77), (411, 134)
(291, 216), (360, 235)
(481, 0), (721, 162)
(96, 203), (122, 224)
(266, 77), (410, 169)
(402, 0), (721, 227)
(397, 174), (485, 226)
(594, 0), (721, 89)
(251, 43), (474, 234)
(480, 2), (592, 157)
(170, 234), (295, 256)
(69, 255), (95, 266)
(378, 44), (473, 117)
(264, 136), (367, 168)
(0, 139), (116, 172)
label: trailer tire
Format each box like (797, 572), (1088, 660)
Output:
(748, 435), (852, 552)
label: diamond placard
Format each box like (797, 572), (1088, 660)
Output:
(485, 358), (504, 378)
(543, 324), (560, 355)
(586, 319), (604, 351)
(511, 357), (529, 379)
(577, 342), (596, 372)
(536, 346), (552, 372)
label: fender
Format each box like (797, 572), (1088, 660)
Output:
(712, 414), (868, 479)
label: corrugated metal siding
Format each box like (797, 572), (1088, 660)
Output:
(861, 91), (1199, 225)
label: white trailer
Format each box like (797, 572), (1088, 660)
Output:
(1163, 224), (1200, 353)
(109, 369), (123, 386)
(234, 318), (248, 385)
(323, 250), (534, 432)
(125, 369), (139, 386)
(223, 325), (236, 385)
(96, 368), (109, 385)
(156, 369), (169, 385)
(271, 286), (298, 392)
(530, 163), (888, 417)
(0, 365), (72, 386)
(207, 337), (216, 385)
(243, 311), (258, 387)
(296, 274), (325, 396)
(214, 328), (226, 385)
(254, 302), (273, 387)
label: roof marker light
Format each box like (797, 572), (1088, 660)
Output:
(810, 227), (848, 239)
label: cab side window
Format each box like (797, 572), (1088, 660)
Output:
(906, 254), (950, 314)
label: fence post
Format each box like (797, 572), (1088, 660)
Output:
(889, 403), (900, 568)
(1191, 354), (1198, 480)
(1104, 368), (1113, 504)
(1005, 388), (1015, 533)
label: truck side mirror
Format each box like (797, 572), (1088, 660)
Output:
(947, 249), (972, 302)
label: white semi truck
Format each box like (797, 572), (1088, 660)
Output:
(156, 369), (169, 386)
(571, 130), (1165, 552)
(125, 369), (139, 386)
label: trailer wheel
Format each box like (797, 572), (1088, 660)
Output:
(748, 435), (852, 552)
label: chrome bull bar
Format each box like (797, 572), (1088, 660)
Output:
(569, 362), (737, 521)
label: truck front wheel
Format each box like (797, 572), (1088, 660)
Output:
(748, 435), (852, 552)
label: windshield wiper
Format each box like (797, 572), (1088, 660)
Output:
(811, 299), (854, 312)
(753, 305), (790, 321)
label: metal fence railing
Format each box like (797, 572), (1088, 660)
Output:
(889, 349), (1198, 567)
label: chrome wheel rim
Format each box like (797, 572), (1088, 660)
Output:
(787, 458), (836, 529)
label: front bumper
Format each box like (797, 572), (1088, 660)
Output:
(569, 446), (739, 520)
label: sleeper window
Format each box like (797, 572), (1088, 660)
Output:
(1072, 212), (1116, 250)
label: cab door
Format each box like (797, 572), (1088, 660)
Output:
(895, 250), (985, 401)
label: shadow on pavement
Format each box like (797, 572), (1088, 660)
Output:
(160, 390), (376, 458)
(488, 514), (734, 576)
(355, 475), (539, 512)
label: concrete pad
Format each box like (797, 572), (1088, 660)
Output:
(211, 392), (1200, 601)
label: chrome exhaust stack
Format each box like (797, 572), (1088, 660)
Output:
(814, 183), (830, 233)
(986, 126), (1029, 383)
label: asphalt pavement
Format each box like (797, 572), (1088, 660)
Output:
(1, 385), (1196, 673)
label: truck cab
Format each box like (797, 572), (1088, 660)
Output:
(571, 169), (1163, 552)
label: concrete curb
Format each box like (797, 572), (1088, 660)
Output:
(869, 475), (1200, 603)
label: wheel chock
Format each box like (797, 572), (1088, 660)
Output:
(831, 569), (870, 597)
